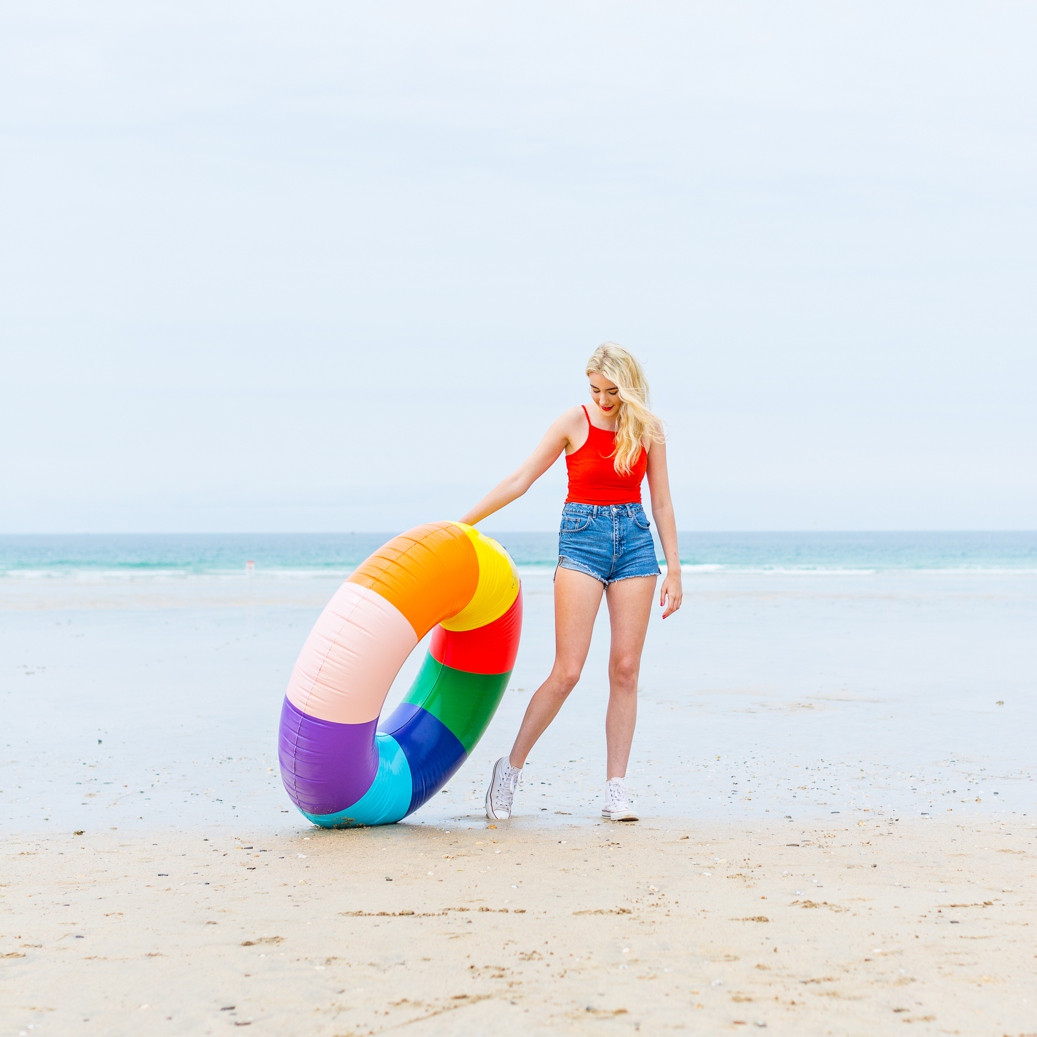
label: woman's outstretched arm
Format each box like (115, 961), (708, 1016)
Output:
(459, 408), (581, 526)
(645, 435), (683, 618)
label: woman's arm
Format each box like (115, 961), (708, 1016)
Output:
(645, 435), (683, 618)
(459, 408), (582, 526)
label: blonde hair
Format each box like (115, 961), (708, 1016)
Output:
(586, 342), (664, 475)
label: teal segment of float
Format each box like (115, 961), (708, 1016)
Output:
(302, 733), (412, 828)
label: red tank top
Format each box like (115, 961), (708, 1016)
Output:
(565, 406), (648, 505)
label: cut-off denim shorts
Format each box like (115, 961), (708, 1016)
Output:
(557, 502), (661, 586)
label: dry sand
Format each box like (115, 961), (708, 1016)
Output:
(3, 818), (1035, 1036)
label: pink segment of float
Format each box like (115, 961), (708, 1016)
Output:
(285, 582), (418, 725)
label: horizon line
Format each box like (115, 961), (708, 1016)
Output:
(2, 529), (1035, 537)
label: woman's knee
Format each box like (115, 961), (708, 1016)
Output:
(550, 664), (583, 696)
(609, 656), (640, 691)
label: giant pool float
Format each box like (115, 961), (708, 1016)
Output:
(278, 522), (522, 827)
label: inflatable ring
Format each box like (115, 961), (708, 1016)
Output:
(278, 522), (522, 827)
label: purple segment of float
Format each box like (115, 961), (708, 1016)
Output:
(278, 698), (378, 816)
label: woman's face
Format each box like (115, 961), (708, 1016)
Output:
(588, 371), (621, 421)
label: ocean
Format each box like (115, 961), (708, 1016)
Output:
(2, 530), (1035, 578)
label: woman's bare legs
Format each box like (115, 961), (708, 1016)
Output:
(508, 567), (604, 769)
(604, 575), (657, 779)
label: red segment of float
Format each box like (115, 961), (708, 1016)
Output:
(429, 592), (523, 675)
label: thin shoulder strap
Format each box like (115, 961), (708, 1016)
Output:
(581, 404), (592, 429)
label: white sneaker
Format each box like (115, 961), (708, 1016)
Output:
(485, 757), (522, 820)
(602, 778), (638, 821)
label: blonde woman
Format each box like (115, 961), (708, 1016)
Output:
(460, 343), (682, 822)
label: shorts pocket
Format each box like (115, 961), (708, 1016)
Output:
(560, 512), (592, 533)
(631, 510), (651, 531)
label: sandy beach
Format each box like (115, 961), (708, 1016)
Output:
(2, 567), (1035, 1033)
(4, 819), (1035, 1035)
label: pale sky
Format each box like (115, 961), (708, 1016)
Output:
(2, 2), (1034, 532)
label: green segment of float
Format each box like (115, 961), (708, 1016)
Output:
(403, 655), (511, 753)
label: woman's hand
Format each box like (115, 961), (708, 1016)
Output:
(659, 570), (683, 619)
(645, 438), (682, 620)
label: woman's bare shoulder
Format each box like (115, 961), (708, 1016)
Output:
(643, 416), (666, 453)
(539, 406), (587, 453)
(546, 405), (586, 434)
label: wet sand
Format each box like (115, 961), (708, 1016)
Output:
(3, 570), (1035, 832)
(3, 819), (1035, 1035)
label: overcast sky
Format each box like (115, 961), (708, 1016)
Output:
(2, 2), (1034, 533)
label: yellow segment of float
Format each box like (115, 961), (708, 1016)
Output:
(440, 523), (520, 632)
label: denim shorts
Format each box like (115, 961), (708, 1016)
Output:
(557, 503), (661, 586)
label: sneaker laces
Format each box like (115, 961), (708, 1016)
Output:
(494, 761), (521, 809)
(606, 777), (631, 809)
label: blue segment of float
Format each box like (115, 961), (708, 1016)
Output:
(381, 703), (467, 815)
(303, 733), (412, 828)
